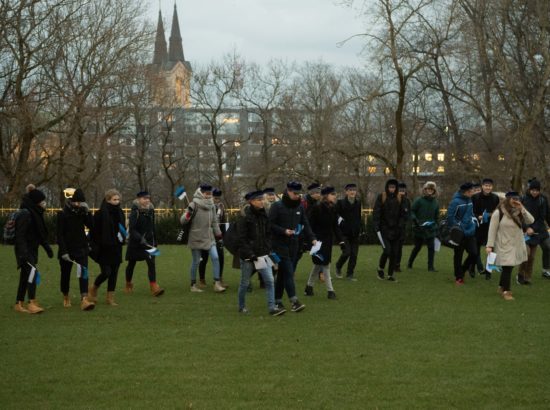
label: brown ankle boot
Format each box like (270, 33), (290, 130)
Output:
(150, 282), (165, 297)
(198, 279), (207, 289)
(14, 301), (29, 313)
(88, 284), (98, 303)
(80, 296), (95, 311)
(106, 291), (118, 306)
(124, 282), (133, 294)
(27, 300), (45, 314)
(63, 295), (72, 308)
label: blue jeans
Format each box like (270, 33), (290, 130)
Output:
(190, 246), (220, 283)
(238, 259), (275, 311)
(275, 256), (297, 303)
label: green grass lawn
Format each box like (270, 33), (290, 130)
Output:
(0, 244), (549, 409)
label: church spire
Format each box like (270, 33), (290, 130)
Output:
(153, 9), (168, 65)
(168, 3), (185, 62)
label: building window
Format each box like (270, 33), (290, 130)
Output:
(437, 153), (445, 161)
(412, 166), (420, 173)
(384, 167), (390, 175)
(368, 166), (377, 174)
(437, 166), (445, 173)
(498, 154), (505, 161)
(473, 153), (480, 161)
(425, 153), (432, 161)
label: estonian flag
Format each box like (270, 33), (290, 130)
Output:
(175, 186), (187, 201)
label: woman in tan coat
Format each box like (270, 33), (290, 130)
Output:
(486, 192), (534, 300)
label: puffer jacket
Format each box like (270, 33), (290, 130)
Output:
(447, 191), (477, 237)
(182, 188), (221, 250)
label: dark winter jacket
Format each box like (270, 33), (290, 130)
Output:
(335, 197), (362, 238)
(399, 195), (412, 240)
(372, 181), (406, 241)
(57, 202), (93, 259)
(237, 205), (271, 260)
(472, 191), (500, 243)
(126, 201), (156, 261)
(308, 200), (343, 264)
(216, 202), (227, 236)
(91, 200), (126, 265)
(269, 191), (315, 259)
(14, 195), (52, 268)
(522, 193), (550, 245)
(447, 192), (477, 237)
(302, 194), (318, 219)
(410, 195), (439, 239)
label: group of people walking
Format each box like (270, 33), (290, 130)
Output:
(10, 176), (550, 315)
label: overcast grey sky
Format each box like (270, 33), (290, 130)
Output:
(149, 0), (367, 68)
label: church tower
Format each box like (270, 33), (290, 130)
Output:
(150, 3), (192, 108)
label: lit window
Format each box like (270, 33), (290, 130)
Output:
(437, 166), (445, 173)
(234, 141), (241, 147)
(368, 155), (375, 162)
(412, 166), (420, 173)
(425, 153), (432, 161)
(437, 153), (445, 161)
(473, 153), (480, 161)
(498, 154), (505, 161)
(384, 167), (390, 175)
(368, 166), (377, 174)
(412, 154), (417, 161)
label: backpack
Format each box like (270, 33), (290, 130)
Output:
(438, 207), (463, 248)
(3, 209), (28, 245)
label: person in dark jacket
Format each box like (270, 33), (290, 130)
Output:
(57, 188), (95, 311)
(237, 190), (285, 316)
(407, 181), (439, 271)
(373, 179), (406, 281)
(470, 178), (500, 279)
(447, 182), (478, 285)
(124, 191), (164, 297)
(89, 189), (126, 306)
(269, 181), (316, 312)
(519, 178), (550, 284)
(198, 188), (227, 288)
(335, 183), (362, 280)
(295, 182), (321, 273)
(13, 185), (53, 314)
(395, 182), (411, 272)
(304, 186), (345, 299)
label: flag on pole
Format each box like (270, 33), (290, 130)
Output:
(27, 262), (41, 285)
(175, 186), (187, 201)
(75, 263), (89, 279)
(146, 247), (161, 257)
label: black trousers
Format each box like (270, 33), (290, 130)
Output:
(500, 266), (513, 291)
(16, 263), (37, 302)
(408, 237), (435, 269)
(336, 236), (359, 276)
(453, 236), (478, 280)
(379, 237), (400, 277)
(199, 244), (224, 281)
(60, 256), (89, 295)
(126, 257), (156, 283)
(94, 264), (120, 292)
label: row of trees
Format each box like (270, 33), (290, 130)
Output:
(1, 0), (548, 207)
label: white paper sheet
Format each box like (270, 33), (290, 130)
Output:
(253, 255), (269, 270)
(28, 263), (36, 283)
(434, 238), (441, 252)
(338, 216), (344, 225)
(376, 232), (385, 249)
(486, 252), (497, 272)
(309, 241), (322, 255)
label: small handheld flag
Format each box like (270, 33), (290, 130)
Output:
(175, 186), (187, 201)
(27, 262), (41, 285)
(146, 247), (161, 257)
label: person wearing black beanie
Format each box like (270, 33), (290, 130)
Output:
(13, 186), (53, 314)
(57, 188), (95, 310)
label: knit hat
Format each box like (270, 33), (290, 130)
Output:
(528, 178), (541, 190)
(27, 187), (46, 204)
(321, 186), (335, 195)
(71, 188), (86, 202)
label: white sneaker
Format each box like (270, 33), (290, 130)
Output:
(190, 284), (204, 293)
(213, 281), (227, 293)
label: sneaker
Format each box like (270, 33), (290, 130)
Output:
(275, 302), (285, 310)
(502, 291), (515, 301)
(524, 280), (532, 285)
(239, 307), (250, 314)
(346, 275), (358, 282)
(387, 276), (397, 282)
(304, 285), (314, 296)
(327, 291), (337, 300)
(213, 281), (227, 293)
(377, 268), (385, 280)
(497, 286), (504, 295)
(516, 274), (525, 285)
(291, 300), (305, 312)
(468, 268), (476, 279)
(269, 307), (286, 316)
(542, 271), (550, 279)
(335, 268), (343, 279)
(455, 278), (465, 285)
(190, 284), (204, 293)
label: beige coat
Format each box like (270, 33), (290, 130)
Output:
(181, 188), (221, 250)
(487, 207), (534, 266)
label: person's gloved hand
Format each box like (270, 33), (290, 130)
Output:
(339, 242), (346, 251)
(248, 255), (258, 262)
(61, 253), (72, 262)
(44, 244), (54, 259)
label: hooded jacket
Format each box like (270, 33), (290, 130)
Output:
(447, 191), (477, 237)
(91, 200), (126, 265)
(308, 199), (343, 264)
(183, 188), (221, 250)
(14, 194), (51, 267)
(335, 196), (362, 238)
(237, 204), (271, 260)
(372, 180), (406, 240)
(522, 192), (550, 245)
(57, 202), (93, 259)
(410, 193), (439, 240)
